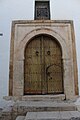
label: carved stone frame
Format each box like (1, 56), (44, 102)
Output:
(9, 20), (78, 99)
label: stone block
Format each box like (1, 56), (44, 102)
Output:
(16, 116), (25, 120)
(25, 111), (80, 120)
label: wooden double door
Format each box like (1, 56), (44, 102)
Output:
(24, 35), (63, 95)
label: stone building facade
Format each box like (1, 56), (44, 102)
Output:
(9, 20), (78, 100)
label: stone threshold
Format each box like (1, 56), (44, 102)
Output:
(4, 94), (65, 101)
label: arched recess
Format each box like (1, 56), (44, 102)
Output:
(18, 28), (69, 61)
(24, 34), (64, 95)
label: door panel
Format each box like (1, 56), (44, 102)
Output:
(43, 36), (63, 93)
(24, 37), (42, 94)
(24, 35), (63, 95)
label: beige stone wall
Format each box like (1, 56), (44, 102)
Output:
(9, 20), (78, 99)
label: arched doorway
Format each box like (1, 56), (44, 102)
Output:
(24, 35), (63, 95)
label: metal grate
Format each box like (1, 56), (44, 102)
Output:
(35, 1), (50, 20)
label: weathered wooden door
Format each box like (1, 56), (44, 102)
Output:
(24, 35), (63, 95)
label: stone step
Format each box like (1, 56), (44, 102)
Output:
(25, 111), (80, 120)
(4, 94), (65, 101)
(13, 101), (77, 115)
(16, 116), (25, 120)
(22, 94), (65, 101)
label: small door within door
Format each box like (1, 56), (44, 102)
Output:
(24, 35), (63, 95)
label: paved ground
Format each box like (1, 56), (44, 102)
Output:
(25, 111), (80, 120)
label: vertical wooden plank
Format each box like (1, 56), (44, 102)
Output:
(44, 36), (53, 93)
(41, 36), (47, 94)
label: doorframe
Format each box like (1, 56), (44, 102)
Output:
(11, 22), (78, 99)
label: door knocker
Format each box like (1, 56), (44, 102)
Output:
(47, 51), (50, 55)
(36, 51), (39, 56)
